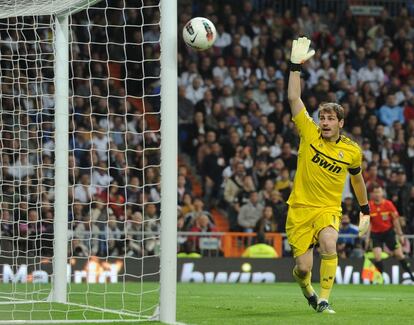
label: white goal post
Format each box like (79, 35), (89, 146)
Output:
(0, 0), (177, 323)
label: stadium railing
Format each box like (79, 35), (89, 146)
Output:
(2, 231), (413, 258)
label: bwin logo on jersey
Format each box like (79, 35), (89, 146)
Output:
(311, 153), (342, 174)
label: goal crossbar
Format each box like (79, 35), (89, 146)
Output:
(0, 0), (101, 19)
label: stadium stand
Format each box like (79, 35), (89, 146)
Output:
(177, 1), (414, 257)
(2, 0), (414, 258)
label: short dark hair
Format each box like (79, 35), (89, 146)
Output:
(396, 168), (406, 175)
(318, 102), (345, 121)
(372, 183), (383, 191)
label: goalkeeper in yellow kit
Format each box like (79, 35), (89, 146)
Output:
(286, 37), (370, 314)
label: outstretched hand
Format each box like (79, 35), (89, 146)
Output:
(290, 37), (316, 64)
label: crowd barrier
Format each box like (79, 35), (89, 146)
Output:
(2, 231), (412, 258)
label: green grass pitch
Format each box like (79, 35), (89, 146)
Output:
(0, 283), (413, 324)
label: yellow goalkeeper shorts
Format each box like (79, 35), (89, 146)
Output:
(286, 206), (342, 257)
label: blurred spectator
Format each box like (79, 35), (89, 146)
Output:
(7, 152), (35, 180)
(363, 163), (385, 194)
(237, 191), (264, 232)
(212, 57), (229, 80)
(257, 205), (279, 233)
(186, 77), (206, 105)
(387, 168), (411, 219)
(104, 182), (126, 220)
(40, 209), (54, 256)
(357, 57), (384, 95)
(276, 142), (297, 171)
(92, 128), (110, 162)
(341, 195), (360, 225)
(268, 190), (288, 232)
(181, 193), (195, 216)
(0, 209), (13, 254)
(274, 167), (293, 201)
(337, 214), (361, 258)
(196, 90), (214, 116)
(183, 197), (213, 230)
(126, 176), (141, 207)
(106, 214), (124, 256)
(258, 179), (275, 204)
(223, 162), (246, 206)
(178, 175), (191, 205)
(188, 214), (217, 253)
(226, 174), (256, 231)
(337, 60), (357, 88)
(178, 165), (193, 192)
(351, 47), (367, 71)
(200, 142), (225, 207)
(74, 174), (97, 203)
(178, 85), (195, 132)
(378, 94), (405, 127)
(125, 211), (144, 257)
(73, 217), (100, 256)
(143, 203), (160, 255)
(214, 23), (232, 52)
(91, 161), (113, 194)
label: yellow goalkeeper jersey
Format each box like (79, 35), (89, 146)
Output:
(287, 108), (362, 208)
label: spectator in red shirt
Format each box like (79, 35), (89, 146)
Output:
(368, 185), (414, 282)
(98, 182), (126, 220)
(189, 214), (217, 253)
(403, 96), (414, 122)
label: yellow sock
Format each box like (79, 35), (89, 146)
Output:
(293, 266), (315, 298)
(319, 253), (338, 301)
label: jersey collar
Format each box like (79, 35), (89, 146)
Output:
(335, 135), (341, 144)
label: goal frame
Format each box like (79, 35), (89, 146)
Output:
(0, 0), (177, 323)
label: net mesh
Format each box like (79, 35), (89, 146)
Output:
(0, 0), (162, 322)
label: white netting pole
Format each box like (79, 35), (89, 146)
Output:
(159, 0), (177, 323)
(53, 13), (69, 304)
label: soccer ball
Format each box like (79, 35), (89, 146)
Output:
(183, 17), (217, 51)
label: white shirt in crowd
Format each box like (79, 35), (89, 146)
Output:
(214, 31), (232, 48)
(74, 184), (97, 203)
(185, 84), (206, 105)
(92, 169), (113, 188)
(92, 134), (110, 161)
(357, 66), (384, 94)
(212, 65), (229, 80)
(7, 158), (35, 179)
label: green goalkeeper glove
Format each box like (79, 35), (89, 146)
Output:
(358, 213), (370, 237)
(290, 37), (315, 64)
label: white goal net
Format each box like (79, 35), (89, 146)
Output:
(0, 0), (172, 322)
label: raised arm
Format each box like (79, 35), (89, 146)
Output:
(288, 71), (305, 117)
(288, 37), (315, 117)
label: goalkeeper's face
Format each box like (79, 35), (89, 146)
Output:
(319, 112), (344, 142)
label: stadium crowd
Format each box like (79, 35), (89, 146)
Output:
(177, 1), (414, 257)
(1, 0), (414, 259)
(0, 1), (163, 258)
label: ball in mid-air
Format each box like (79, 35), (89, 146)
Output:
(183, 17), (217, 51)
